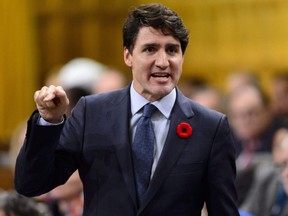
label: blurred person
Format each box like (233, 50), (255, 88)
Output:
(273, 129), (288, 196)
(189, 85), (226, 113)
(178, 76), (207, 97)
(0, 190), (51, 216)
(239, 128), (288, 216)
(92, 67), (127, 94)
(37, 171), (83, 216)
(227, 84), (282, 206)
(226, 70), (259, 96)
(59, 58), (106, 93)
(15, 3), (239, 215)
(228, 84), (280, 169)
(270, 71), (288, 125)
(272, 128), (288, 165)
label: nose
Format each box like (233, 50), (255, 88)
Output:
(155, 51), (169, 69)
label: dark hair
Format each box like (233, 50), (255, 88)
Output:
(123, 3), (189, 54)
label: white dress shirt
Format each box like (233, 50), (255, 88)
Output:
(130, 84), (176, 178)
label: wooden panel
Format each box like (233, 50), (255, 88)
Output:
(1, 0), (288, 142)
(138, 0), (288, 90)
(34, 0), (132, 84)
(0, 0), (37, 144)
(0, 166), (14, 190)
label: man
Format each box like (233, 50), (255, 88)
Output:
(227, 84), (280, 206)
(227, 84), (279, 169)
(15, 3), (239, 215)
(270, 72), (288, 126)
(239, 128), (288, 216)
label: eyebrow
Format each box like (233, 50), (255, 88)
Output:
(142, 43), (180, 48)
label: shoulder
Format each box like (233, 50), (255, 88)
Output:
(78, 86), (130, 106)
(176, 88), (225, 121)
(70, 86), (130, 117)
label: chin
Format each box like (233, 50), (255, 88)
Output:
(145, 84), (173, 99)
(155, 90), (172, 99)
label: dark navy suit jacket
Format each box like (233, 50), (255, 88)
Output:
(15, 86), (239, 216)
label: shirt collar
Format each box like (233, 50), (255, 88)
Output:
(130, 82), (176, 119)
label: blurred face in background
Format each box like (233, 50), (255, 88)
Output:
(228, 85), (271, 141)
(273, 129), (288, 194)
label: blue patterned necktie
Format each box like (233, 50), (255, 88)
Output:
(132, 103), (157, 205)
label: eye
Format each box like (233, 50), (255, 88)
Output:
(144, 46), (156, 53)
(167, 46), (180, 54)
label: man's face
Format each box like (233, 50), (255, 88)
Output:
(228, 87), (269, 140)
(278, 145), (288, 194)
(124, 27), (184, 101)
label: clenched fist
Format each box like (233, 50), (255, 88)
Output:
(34, 85), (69, 123)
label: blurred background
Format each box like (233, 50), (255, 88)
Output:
(1, 0), (288, 191)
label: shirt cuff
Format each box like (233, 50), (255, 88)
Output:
(38, 117), (64, 126)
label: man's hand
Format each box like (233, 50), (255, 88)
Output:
(34, 85), (69, 123)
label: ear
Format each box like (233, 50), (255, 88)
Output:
(123, 47), (132, 67)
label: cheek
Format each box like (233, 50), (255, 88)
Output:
(168, 63), (181, 80)
(172, 58), (183, 68)
(131, 56), (150, 71)
(132, 69), (149, 88)
(175, 69), (182, 80)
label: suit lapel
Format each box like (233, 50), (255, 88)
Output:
(139, 90), (195, 212)
(109, 87), (138, 207)
(109, 87), (195, 212)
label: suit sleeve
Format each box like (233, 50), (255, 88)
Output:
(206, 115), (240, 215)
(15, 98), (86, 197)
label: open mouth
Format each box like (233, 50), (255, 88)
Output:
(151, 73), (170, 78)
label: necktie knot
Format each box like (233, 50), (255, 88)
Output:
(142, 104), (157, 118)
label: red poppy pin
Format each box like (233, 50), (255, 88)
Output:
(176, 122), (192, 138)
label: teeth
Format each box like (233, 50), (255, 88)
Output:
(152, 73), (169, 77)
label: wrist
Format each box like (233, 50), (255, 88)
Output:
(39, 116), (65, 125)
